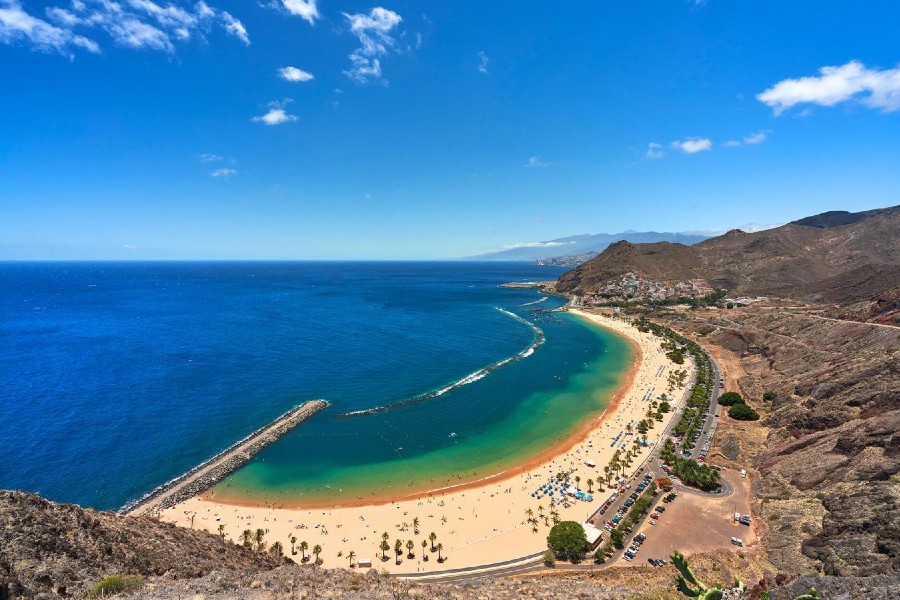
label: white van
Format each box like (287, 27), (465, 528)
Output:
(730, 537), (743, 547)
(740, 469), (747, 478)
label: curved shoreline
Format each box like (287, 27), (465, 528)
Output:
(199, 311), (641, 510)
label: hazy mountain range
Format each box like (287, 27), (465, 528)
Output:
(468, 231), (712, 263)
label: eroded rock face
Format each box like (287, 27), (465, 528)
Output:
(698, 311), (900, 577)
(0, 491), (287, 598)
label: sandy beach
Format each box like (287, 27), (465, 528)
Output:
(159, 310), (693, 574)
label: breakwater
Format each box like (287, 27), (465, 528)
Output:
(121, 400), (328, 516)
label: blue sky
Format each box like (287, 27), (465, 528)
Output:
(1, 0), (899, 259)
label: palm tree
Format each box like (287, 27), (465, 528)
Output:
(241, 529), (253, 549)
(525, 507), (534, 519)
(406, 539), (415, 558)
(421, 539), (428, 561)
(255, 528), (266, 552)
(348, 550), (356, 567)
(270, 541), (283, 557)
(380, 539), (390, 561)
(436, 542), (443, 562)
(413, 517), (420, 535)
(429, 532), (437, 552)
(299, 540), (309, 562)
(537, 504), (544, 517)
(586, 478), (593, 493)
(575, 475), (581, 489)
(289, 535), (297, 555)
(394, 539), (403, 564)
(313, 544), (322, 564)
(217, 523), (226, 539)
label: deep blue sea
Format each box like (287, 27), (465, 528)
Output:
(0, 262), (630, 510)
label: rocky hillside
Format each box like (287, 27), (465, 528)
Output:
(651, 307), (900, 578)
(557, 204), (900, 320)
(0, 491), (287, 599)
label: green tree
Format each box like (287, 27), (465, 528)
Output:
(379, 539), (390, 561)
(289, 535), (297, 555)
(313, 544), (322, 564)
(586, 478), (593, 493)
(609, 528), (624, 549)
(429, 531), (437, 551)
(406, 539), (415, 558)
(254, 528), (266, 552)
(436, 542), (444, 562)
(217, 523), (225, 539)
(547, 521), (588, 563)
(241, 529), (253, 549)
(394, 539), (403, 564)
(412, 517), (420, 535)
(421, 539), (428, 560)
(299, 540), (309, 562)
(348, 550), (356, 567)
(717, 392), (743, 406)
(270, 541), (283, 557)
(728, 403), (760, 421)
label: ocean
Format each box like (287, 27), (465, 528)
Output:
(0, 262), (632, 510)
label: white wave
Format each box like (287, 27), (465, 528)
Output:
(335, 308), (544, 418)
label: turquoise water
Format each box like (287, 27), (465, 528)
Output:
(0, 262), (631, 510)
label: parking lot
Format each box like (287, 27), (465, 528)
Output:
(617, 468), (757, 567)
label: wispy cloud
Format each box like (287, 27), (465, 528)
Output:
(274, 0), (318, 25)
(523, 156), (549, 168)
(477, 50), (488, 74)
(279, 65), (313, 82)
(671, 137), (713, 154)
(724, 130), (770, 148)
(197, 153), (223, 162)
(211, 167), (237, 178)
(1, 0), (250, 56)
(645, 142), (665, 159)
(253, 100), (298, 125)
(342, 7), (403, 84)
(758, 60), (900, 115)
(0, 0), (99, 56)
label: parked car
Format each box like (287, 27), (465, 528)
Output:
(730, 537), (743, 547)
(740, 469), (747, 478)
(740, 515), (752, 525)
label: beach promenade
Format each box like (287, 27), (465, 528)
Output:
(159, 313), (694, 574)
(125, 400), (328, 517)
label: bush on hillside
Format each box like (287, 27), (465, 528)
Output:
(728, 403), (760, 421)
(717, 392), (743, 406)
(89, 575), (143, 598)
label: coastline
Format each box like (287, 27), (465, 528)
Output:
(198, 316), (640, 511)
(160, 310), (692, 574)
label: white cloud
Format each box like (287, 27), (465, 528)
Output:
(724, 130), (769, 148)
(0, 0), (99, 55)
(279, 0), (318, 25)
(500, 241), (574, 250)
(645, 142), (664, 159)
(523, 156), (549, 168)
(671, 137), (712, 153)
(211, 167), (237, 177)
(0, 0), (250, 56)
(342, 7), (403, 84)
(758, 60), (900, 115)
(253, 101), (298, 125)
(477, 50), (488, 74)
(279, 66), (313, 82)
(197, 153), (223, 162)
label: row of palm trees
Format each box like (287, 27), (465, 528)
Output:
(237, 528), (324, 564)
(377, 531), (444, 565)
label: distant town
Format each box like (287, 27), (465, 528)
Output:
(569, 273), (765, 308)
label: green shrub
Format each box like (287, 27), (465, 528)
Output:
(542, 549), (556, 567)
(717, 392), (743, 406)
(763, 391), (777, 401)
(89, 575), (144, 598)
(728, 403), (760, 421)
(546, 521), (587, 563)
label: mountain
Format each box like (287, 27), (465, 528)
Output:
(468, 231), (710, 263)
(557, 205), (900, 313)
